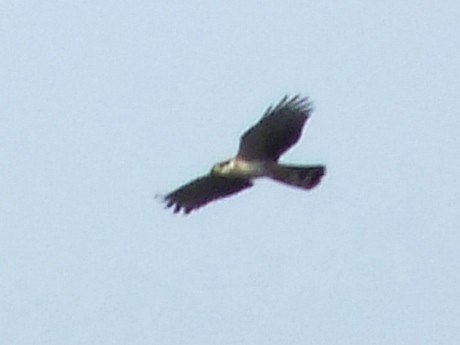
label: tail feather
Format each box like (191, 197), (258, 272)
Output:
(270, 164), (325, 190)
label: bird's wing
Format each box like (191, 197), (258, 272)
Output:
(237, 95), (312, 161)
(163, 175), (253, 214)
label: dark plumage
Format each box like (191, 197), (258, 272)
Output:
(164, 175), (253, 214)
(162, 95), (324, 214)
(237, 95), (312, 161)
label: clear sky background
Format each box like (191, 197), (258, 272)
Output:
(1, 1), (460, 344)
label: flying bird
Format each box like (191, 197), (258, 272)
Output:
(163, 95), (325, 214)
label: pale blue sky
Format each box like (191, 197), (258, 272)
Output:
(1, 1), (460, 344)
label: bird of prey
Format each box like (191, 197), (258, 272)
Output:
(163, 95), (325, 214)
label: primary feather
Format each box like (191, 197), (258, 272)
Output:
(237, 95), (312, 161)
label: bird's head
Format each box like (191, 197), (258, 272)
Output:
(211, 159), (235, 175)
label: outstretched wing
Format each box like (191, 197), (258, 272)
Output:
(164, 175), (253, 214)
(237, 95), (312, 161)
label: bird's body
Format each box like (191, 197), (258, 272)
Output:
(163, 95), (325, 214)
(211, 158), (324, 189)
(211, 158), (271, 178)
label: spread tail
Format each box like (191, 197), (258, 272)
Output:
(269, 164), (325, 190)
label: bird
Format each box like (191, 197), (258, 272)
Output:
(162, 95), (325, 214)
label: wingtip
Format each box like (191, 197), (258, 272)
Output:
(265, 94), (313, 118)
(161, 194), (197, 215)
